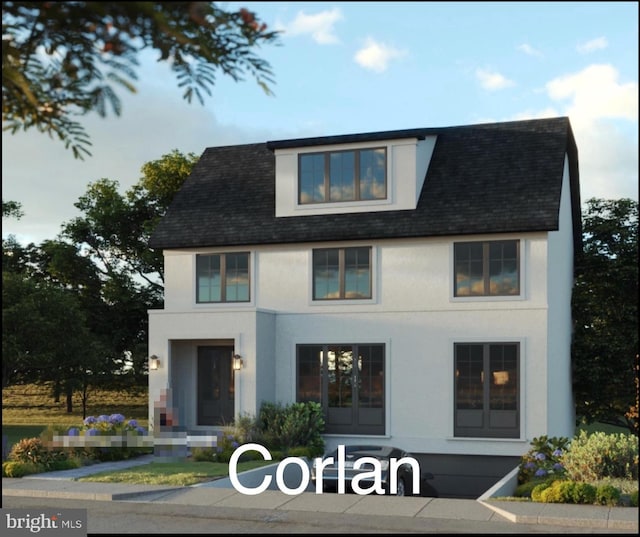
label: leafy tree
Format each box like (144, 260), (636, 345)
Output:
(2, 199), (24, 218)
(59, 149), (197, 385)
(572, 198), (638, 433)
(2, 1), (280, 158)
(2, 150), (194, 405)
(63, 149), (198, 289)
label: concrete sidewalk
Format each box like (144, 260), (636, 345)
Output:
(2, 456), (638, 532)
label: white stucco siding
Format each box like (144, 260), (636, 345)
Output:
(147, 309), (266, 431)
(151, 229), (567, 455)
(274, 306), (548, 457)
(545, 155), (576, 438)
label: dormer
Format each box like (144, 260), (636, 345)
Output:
(267, 129), (438, 218)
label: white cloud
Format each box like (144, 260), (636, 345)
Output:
(281, 8), (343, 44)
(577, 36), (608, 54)
(354, 38), (407, 73)
(518, 43), (542, 57)
(542, 63), (638, 202)
(545, 64), (638, 125)
(475, 68), (516, 90)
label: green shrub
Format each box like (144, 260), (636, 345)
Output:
(534, 480), (602, 505)
(562, 430), (638, 482)
(257, 401), (325, 457)
(539, 480), (574, 503)
(47, 457), (83, 471)
(531, 481), (552, 502)
(595, 484), (622, 506)
(514, 477), (551, 498)
(8, 437), (67, 469)
(2, 460), (41, 477)
(630, 490), (638, 507)
(191, 447), (217, 462)
(286, 446), (313, 459)
(570, 482), (596, 504)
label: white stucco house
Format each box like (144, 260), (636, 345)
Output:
(147, 117), (581, 497)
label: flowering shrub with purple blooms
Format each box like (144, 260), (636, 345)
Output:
(518, 435), (569, 484)
(63, 413), (150, 461)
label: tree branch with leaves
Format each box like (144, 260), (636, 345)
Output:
(2, 1), (281, 158)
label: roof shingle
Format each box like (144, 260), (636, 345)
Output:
(149, 117), (581, 250)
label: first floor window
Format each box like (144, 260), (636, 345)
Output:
(196, 252), (250, 303)
(454, 342), (519, 438)
(313, 247), (372, 300)
(454, 240), (520, 297)
(297, 344), (385, 435)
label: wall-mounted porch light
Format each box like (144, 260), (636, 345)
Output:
(233, 354), (243, 371)
(149, 355), (160, 370)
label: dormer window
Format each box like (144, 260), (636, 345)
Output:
(299, 148), (387, 204)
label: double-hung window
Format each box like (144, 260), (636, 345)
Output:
(313, 247), (372, 300)
(454, 342), (520, 438)
(299, 148), (387, 204)
(454, 240), (520, 297)
(196, 252), (250, 303)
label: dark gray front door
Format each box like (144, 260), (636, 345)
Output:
(197, 346), (235, 425)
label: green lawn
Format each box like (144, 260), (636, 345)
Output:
(76, 459), (276, 486)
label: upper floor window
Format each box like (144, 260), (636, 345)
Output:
(299, 148), (387, 204)
(196, 252), (250, 303)
(454, 240), (520, 297)
(313, 247), (371, 300)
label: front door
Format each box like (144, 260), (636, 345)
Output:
(197, 346), (235, 425)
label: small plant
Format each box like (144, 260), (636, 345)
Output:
(7, 437), (67, 469)
(191, 447), (217, 462)
(2, 460), (41, 477)
(518, 435), (569, 484)
(215, 431), (242, 463)
(257, 401), (325, 457)
(571, 482), (597, 504)
(595, 484), (622, 506)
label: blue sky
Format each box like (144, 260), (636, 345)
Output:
(2, 1), (638, 245)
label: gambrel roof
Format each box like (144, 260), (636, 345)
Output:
(149, 117), (581, 251)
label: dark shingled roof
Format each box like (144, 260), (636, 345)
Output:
(149, 117), (581, 251)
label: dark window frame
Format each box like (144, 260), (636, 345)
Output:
(312, 246), (372, 300)
(454, 342), (520, 439)
(298, 147), (387, 204)
(196, 252), (251, 303)
(296, 343), (385, 435)
(453, 240), (520, 297)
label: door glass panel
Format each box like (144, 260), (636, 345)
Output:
(455, 344), (483, 409)
(357, 345), (383, 408)
(489, 344), (517, 410)
(327, 346), (353, 408)
(297, 345), (322, 402)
